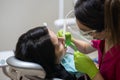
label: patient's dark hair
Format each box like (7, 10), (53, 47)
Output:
(15, 26), (76, 79)
(74, 0), (104, 32)
(15, 26), (56, 76)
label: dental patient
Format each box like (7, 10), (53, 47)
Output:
(15, 26), (90, 80)
(15, 26), (73, 79)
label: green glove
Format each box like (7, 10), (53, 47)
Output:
(57, 29), (64, 37)
(57, 30), (72, 47)
(74, 51), (98, 79)
(57, 30), (77, 51)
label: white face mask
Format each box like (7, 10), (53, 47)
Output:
(79, 29), (106, 41)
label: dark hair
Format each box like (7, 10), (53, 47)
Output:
(15, 26), (76, 79)
(105, 0), (120, 44)
(74, 0), (104, 32)
(15, 26), (56, 76)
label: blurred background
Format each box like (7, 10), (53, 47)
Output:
(0, 0), (75, 51)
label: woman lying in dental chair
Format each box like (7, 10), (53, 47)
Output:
(14, 26), (90, 80)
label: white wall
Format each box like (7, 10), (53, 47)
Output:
(0, 0), (73, 51)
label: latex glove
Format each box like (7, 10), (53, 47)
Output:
(74, 51), (98, 79)
(57, 30), (72, 47)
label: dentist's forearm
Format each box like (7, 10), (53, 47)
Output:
(72, 38), (96, 53)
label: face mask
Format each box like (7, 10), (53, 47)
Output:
(80, 30), (106, 41)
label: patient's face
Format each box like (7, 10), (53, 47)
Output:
(48, 29), (66, 63)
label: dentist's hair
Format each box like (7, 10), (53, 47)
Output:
(105, 0), (120, 44)
(74, 0), (104, 32)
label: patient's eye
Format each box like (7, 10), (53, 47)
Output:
(59, 39), (65, 46)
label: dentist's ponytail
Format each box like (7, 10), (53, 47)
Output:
(105, 0), (120, 44)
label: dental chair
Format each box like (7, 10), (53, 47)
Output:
(0, 51), (66, 80)
(6, 56), (46, 80)
(5, 56), (63, 80)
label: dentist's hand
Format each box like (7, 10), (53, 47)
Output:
(57, 30), (72, 47)
(74, 51), (99, 79)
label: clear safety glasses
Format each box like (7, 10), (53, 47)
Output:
(79, 29), (96, 40)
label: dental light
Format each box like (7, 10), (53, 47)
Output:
(54, 18), (76, 28)
(54, 9), (76, 28)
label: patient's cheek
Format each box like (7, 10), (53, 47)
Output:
(56, 48), (64, 59)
